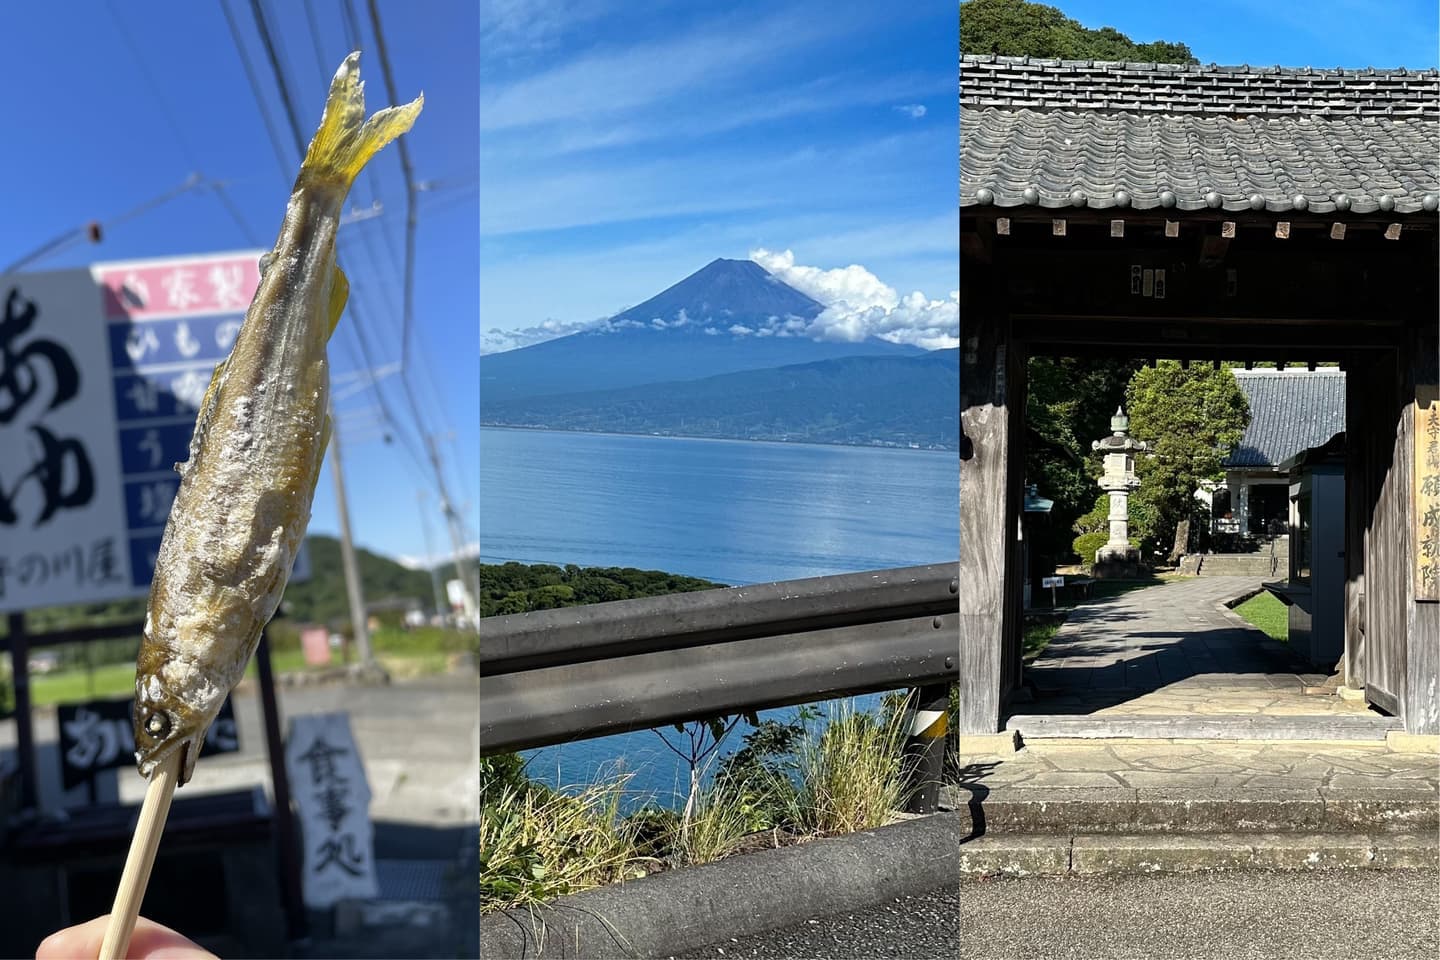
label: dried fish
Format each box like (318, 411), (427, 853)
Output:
(133, 53), (421, 784)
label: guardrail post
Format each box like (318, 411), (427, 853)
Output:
(901, 683), (950, 814)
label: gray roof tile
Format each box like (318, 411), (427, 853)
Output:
(960, 55), (1440, 214)
(1223, 369), (1346, 469)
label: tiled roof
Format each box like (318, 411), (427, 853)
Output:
(960, 55), (1440, 215)
(1223, 369), (1346, 469)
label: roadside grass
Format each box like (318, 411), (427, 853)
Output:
(1233, 591), (1288, 642)
(479, 767), (656, 914)
(480, 693), (930, 913)
(779, 699), (910, 836)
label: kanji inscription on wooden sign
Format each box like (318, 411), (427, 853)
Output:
(1418, 389), (1440, 601)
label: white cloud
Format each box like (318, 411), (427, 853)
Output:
(481, 316), (605, 354)
(894, 103), (927, 118)
(750, 248), (958, 350)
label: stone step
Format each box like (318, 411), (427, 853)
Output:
(957, 833), (1438, 879)
(1005, 714), (1403, 741)
(1197, 554), (1282, 577)
(945, 785), (1440, 836)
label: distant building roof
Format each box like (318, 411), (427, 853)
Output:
(960, 55), (1440, 215)
(1224, 369), (1346, 469)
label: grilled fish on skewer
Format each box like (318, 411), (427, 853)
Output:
(133, 53), (421, 784)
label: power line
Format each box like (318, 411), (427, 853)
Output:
(0, 174), (208, 279)
(106, 0), (264, 248)
(220, 0), (295, 184)
(363, 0), (420, 378)
(246, 0), (433, 470)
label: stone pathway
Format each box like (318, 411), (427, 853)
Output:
(1013, 576), (1379, 720)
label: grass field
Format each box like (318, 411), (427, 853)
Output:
(1233, 591), (1288, 642)
(17, 626), (473, 708)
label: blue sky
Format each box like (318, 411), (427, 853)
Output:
(1048, 0), (1438, 68)
(0, 2), (477, 567)
(479, 0), (961, 353)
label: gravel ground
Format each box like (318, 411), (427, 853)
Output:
(680, 869), (1439, 960)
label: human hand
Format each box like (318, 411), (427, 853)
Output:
(36, 915), (217, 959)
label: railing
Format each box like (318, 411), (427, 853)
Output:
(480, 562), (959, 810)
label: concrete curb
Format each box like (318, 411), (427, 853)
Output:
(946, 785), (1440, 835)
(959, 832), (1439, 879)
(480, 812), (959, 959)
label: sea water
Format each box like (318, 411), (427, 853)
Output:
(479, 427), (958, 807)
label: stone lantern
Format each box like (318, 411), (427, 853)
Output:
(1090, 406), (1148, 577)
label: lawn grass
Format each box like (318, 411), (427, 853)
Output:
(1232, 591), (1288, 642)
(1023, 620), (1061, 659)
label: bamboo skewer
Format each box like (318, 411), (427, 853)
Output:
(99, 752), (181, 960)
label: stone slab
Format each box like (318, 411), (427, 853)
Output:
(1007, 715), (1402, 741)
(1320, 790), (1440, 833)
(957, 835), (1072, 877)
(956, 731), (1021, 756)
(1070, 835), (1255, 874)
(1131, 788), (1325, 833)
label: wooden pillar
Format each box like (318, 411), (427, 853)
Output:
(959, 287), (1014, 735)
(1362, 346), (1409, 722)
(1342, 358), (1369, 690)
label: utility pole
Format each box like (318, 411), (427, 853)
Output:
(421, 431), (477, 627)
(416, 489), (448, 623)
(329, 410), (374, 666)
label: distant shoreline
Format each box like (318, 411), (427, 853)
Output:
(477, 422), (957, 454)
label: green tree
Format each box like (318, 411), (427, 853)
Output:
(961, 0), (1196, 63)
(1124, 363), (1249, 560)
(1026, 357), (1144, 566)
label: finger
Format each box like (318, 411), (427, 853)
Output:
(36, 915), (218, 960)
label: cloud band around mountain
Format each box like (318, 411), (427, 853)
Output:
(749, 248), (958, 351)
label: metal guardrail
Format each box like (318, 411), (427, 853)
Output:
(480, 563), (960, 754)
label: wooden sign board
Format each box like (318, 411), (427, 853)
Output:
(286, 713), (378, 908)
(58, 695), (238, 790)
(1417, 390), (1440, 601)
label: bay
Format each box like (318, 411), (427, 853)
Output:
(479, 427), (958, 808)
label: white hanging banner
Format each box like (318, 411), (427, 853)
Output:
(285, 712), (379, 908)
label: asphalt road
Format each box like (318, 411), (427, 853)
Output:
(683, 870), (1439, 960)
(954, 869), (1440, 959)
(681, 887), (959, 959)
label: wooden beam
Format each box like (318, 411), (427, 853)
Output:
(1199, 234), (1230, 267)
(1245, 360), (1255, 369)
(1308, 360), (1318, 371)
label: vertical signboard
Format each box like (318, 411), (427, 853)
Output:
(96, 253), (263, 592)
(1417, 387), (1440, 601)
(0, 251), (307, 612)
(285, 712), (378, 908)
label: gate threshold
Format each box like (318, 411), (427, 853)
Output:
(1005, 714), (1403, 741)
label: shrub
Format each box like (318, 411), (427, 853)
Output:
(1072, 531), (1108, 565)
